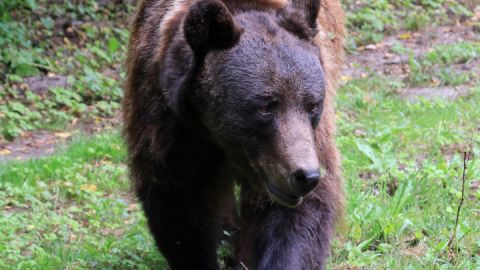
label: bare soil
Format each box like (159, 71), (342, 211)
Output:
(342, 24), (480, 80)
(0, 114), (120, 162)
(398, 85), (472, 102)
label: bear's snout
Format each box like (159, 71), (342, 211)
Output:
(289, 168), (321, 196)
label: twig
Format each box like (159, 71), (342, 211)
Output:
(240, 262), (249, 270)
(447, 147), (471, 250)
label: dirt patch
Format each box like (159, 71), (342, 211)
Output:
(400, 245), (427, 258)
(397, 85), (472, 102)
(23, 75), (69, 94)
(0, 113), (121, 162)
(342, 24), (480, 80)
(0, 131), (61, 162)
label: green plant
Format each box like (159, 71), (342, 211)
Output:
(344, 0), (474, 48)
(406, 41), (480, 86)
(0, 0), (130, 140)
(331, 74), (480, 268)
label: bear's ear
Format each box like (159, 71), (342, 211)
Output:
(288, 0), (321, 30)
(184, 0), (242, 56)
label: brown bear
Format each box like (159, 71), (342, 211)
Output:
(123, 0), (345, 269)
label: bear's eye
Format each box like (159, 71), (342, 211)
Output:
(259, 101), (279, 115)
(307, 102), (320, 114)
(307, 102), (323, 127)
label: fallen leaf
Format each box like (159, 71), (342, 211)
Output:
(398, 32), (411, 40)
(80, 184), (97, 192)
(19, 83), (29, 90)
(354, 129), (367, 137)
(341, 76), (353, 82)
(128, 204), (138, 212)
(55, 132), (72, 138)
(100, 160), (113, 166)
(384, 53), (394, 59)
(471, 180), (480, 191)
(0, 149), (12, 155)
(362, 94), (373, 104)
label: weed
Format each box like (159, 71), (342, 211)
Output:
(0, 1), (130, 140)
(332, 75), (480, 268)
(0, 133), (168, 269)
(406, 41), (480, 87)
(344, 0), (474, 47)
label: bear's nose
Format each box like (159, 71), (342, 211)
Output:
(290, 169), (321, 196)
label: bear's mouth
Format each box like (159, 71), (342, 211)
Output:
(266, 181), (303, 208)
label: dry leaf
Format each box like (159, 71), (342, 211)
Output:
(80, 184), (97, 192)
(128, 204), (138, 212)
(362, 94), (373, 104)
(470, 180), (480, 191)
(341, 76), (353, 82)
(384, 53), (394, 59)
(100, 159), (112, 166)
(398, 32), (411, 40)
(19, 83), (29, 90)
(55, 132), (72, 138)
(64, 181), (73, 187)
(0, 149), (12, 155)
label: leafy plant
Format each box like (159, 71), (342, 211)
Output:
(406, 41), (480, 86)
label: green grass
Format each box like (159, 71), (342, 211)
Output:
(329, 77), (480, 269)
(0, 133), (167, 269)
(344, 0), (475, 49)
(406, 41), (480, 87)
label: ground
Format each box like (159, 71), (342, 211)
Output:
(0, 1), (479, 269)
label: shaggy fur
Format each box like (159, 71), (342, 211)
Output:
(123, 0), (345, 269)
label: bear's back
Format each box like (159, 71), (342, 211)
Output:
(126, 0), (344, 91)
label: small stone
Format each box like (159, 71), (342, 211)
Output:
(384, 53), (394, 59)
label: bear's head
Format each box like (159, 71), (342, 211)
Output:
(171, 0), (326, 208)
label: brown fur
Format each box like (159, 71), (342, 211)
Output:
(124, 0), (345, 269)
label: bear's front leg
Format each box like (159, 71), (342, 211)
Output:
(134, 148), (234, 270)
(137, 181), (224, 270)
(236, 192), (335, 270)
